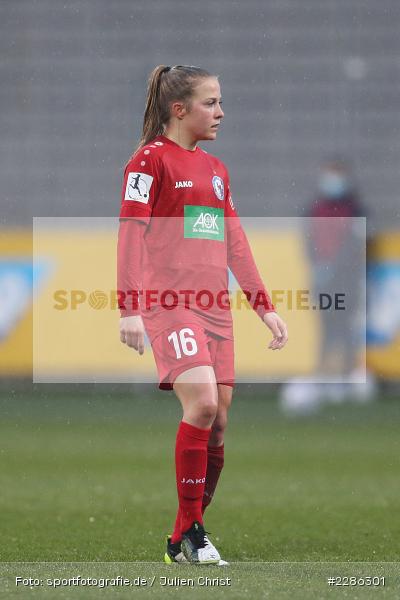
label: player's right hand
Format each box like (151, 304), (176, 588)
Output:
(119, 315), (145, 355)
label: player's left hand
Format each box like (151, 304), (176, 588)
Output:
(263, 312), (288, 350)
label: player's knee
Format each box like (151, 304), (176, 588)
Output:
(213, 412), (228, 433)
(210, 414), (227, 444)
(198, 395), (218, 422)
(193, 383), (218, 420)
(175, 380), (218, 425)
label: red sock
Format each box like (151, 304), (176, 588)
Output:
(202, 443), (224, 515)
(173, 420), (211, 537)
(171, 508), (182, 544)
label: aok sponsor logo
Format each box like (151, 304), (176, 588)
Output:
(193, 212), (218, 232)
(184, 205), (224, 241)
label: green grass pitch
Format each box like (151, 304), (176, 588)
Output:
(0, 386), (399, 598)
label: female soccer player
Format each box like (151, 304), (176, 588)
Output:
(117, 65), (288, 565)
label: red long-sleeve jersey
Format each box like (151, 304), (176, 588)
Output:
(117, 135), (274, 342)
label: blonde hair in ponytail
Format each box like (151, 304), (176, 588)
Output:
(136, 64), (213, 152)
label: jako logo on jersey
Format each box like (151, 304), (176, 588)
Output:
(193, 212), (219, 231)
(180, 477), (206, 484)
(175, 180), (193, 188)
(124, 172), (153, 204)
(212, 175), (224, 201)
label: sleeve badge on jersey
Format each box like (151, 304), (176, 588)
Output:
(124, 172), (153, 204)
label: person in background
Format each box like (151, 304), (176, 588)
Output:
(308, 158), (364, 376)
(281, 158), (374, 415)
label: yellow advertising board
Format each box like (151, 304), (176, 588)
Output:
(7, 220), (385, 382)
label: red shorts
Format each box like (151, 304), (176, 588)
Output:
(151, 324), (235, 391)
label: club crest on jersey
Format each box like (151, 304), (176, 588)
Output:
(212, 175), (224, 201)
(175, 180), (193, 188)
(124, 172), (153, 204)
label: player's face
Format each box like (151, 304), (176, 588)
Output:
(185, 77), (224, 141)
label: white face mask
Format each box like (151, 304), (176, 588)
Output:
(319, 172), (350, 199)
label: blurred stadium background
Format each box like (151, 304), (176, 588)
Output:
(1, 0), (400, 577)
(2, 1), (400, 226)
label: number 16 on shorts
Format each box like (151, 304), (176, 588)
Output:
(151, 324), (233, 389)
(167, 328), (198, 359)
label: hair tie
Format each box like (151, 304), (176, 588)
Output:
(162, 66), (171, 74)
